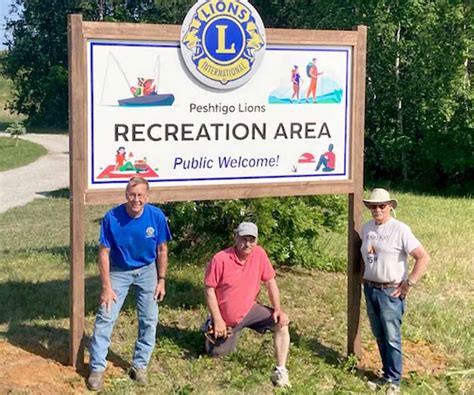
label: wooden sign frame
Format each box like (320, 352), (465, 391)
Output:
(68, 14), (366, 367)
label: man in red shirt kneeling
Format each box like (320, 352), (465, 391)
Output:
(204, 222), (291, 388)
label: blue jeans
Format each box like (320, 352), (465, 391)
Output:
(364, 285), (405, 385)
(89, 263), (158, 372)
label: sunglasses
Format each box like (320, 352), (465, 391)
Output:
(369, 203), (388, 210)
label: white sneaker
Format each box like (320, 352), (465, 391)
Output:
(367, 377), (389, 391)
(271, 367), (291, 388)
(386, 383), (401, 395)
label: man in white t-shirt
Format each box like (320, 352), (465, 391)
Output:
(361, 189), (429, 394)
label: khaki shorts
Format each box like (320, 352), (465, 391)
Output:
(204, 303), (275, 357)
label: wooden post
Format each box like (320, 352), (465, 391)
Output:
(347, 25), (367, 357)
(68, 14), (86, 368)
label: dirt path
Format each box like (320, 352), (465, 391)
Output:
(0, 133), (69, 214)
(0, 338), (447, 393)
(0, 341), (86, 394)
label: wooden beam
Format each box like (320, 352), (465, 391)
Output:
(84, 181), (355, 205)
(347, 25), (367, 358)
(80, 21), (358, 46)
(68, 14), (87, 368)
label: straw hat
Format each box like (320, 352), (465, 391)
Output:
(363, 188), (398, 209)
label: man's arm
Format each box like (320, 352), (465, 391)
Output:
(407, 245), (430, 283)
(98, 244), (116, 312)
(265, 278), (289, 327)
(204, 286), (228, 338)
(154, 242), (168, 301)
(392, 245), (430, 298)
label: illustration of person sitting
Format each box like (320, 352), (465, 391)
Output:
(291, 65), (302, 101)
(315, 144), (335, 172)
(115, 147), (140, 172)
(130, 77), (156, 97)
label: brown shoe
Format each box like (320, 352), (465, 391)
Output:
(129, 366), (147, 386)
(87, 371), (104, 391)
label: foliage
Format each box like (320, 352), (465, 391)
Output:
(163, 195), (346, 269)
(1, 0), (77, 127)
(0, 0), (472, 191)
(5, 120), (26, 140)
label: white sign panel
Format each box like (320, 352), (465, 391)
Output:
(87, 41), (352, 189)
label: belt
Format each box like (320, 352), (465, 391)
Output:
(364, 280), (400, 289)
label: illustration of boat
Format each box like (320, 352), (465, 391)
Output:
(102, 52), (175, 107)
(118, 92), (175, 107)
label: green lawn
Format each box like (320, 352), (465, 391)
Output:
(0, 135), (47, 171)
(0, 192), (472, 393)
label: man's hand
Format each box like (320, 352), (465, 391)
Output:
(273, 309), (290, 327)
(212, 318), (228, 339)
(154, 279), (166, 302)
(100, 286), (117, 313)
(391, 281), (411, 299)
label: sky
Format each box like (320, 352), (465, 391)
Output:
(0, 0), (16, 50)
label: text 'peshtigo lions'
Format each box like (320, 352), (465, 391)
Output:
(115, 122), (332, 142)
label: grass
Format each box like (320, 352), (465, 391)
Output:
(0, 191), (473, 393)
(0, 135), (47, 171)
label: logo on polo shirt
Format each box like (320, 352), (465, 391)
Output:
(180, 0), (266, 90)
(146, 227), (155, 238)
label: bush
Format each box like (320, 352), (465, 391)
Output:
(162, 195), (346, 270)
(5, 121), (26, 144)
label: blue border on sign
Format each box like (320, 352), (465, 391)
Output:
(89, 42), (350, 186)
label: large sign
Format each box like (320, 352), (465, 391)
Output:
(87, 41), (351, 189)
(69, 13), (367, 366)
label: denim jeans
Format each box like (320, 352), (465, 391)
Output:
(364, 285), (405, 385)
(89, 263), (158, 372)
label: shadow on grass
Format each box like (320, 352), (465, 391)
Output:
(290, 326), (378, 381)
(27, 126), (68, 135)
(0, 275), (204, 370)
(0, 276), (204, 325)
(158, 324), (204, 359)
(40, 187), (70, 199)
(164, 277), (205, 309)
(1, 242), (101, 267)
(0, 277), (98, 325)
(290, 326), (342, 366)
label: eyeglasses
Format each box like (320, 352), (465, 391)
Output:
(126, 192), (146, 200)
(369, 204), (388, 210)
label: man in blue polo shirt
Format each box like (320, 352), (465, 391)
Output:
(87, 176), (172, 391)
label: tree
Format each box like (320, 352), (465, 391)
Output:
(1, 0), (472, 191)
(1, 0), (193, 128)
(1, 0), (81, 127)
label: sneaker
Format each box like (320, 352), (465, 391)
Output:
(386, 383), (401, 395)
(87, 371), (104, 391)
(129, 366), (147, 386)
(367, 377), (389, 391)
(271, 367), (291, 388)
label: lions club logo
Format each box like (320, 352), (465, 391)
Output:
(146, 227), (155, 238)
(180, 0), (266, 90)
